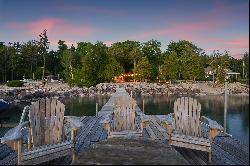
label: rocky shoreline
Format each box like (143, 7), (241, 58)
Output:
(0, 81), (249, 103)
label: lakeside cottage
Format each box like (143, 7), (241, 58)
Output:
(204, 66), (241, 82)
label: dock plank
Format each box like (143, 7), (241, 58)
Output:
(90, 118), (103, 142)
(76, 117), (99, 153)
(213, 137), (249, 164)
(149, 123), (165, 140)
(212, 143), (243, 165)
(145, 123), (157, 140)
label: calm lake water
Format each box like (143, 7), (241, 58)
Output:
(0, 94), (249, 145)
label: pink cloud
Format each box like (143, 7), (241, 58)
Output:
(6, 17), (97, 49)
(6, 18), (96, 38)
(224, 37), (249, 49)
(51, 23), (95, 37)
(7, 18), (63, 35)
(204, 37), (249, 51)
(204, 37), (249, 59)
(230, 53), (245, 59)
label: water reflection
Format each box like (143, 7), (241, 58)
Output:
(62, 95), (110, 116)
(0, 104), (26, 123)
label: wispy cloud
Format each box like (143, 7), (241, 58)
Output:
(128, 19), (225, 40)
(202, 37), (249, 50)
(7, 18), (63, 36)
(6, 17), (97, 48)
(196, 36), (248, 59)
(224, 37), (249, 49)
(230, 53), (246, 59)
(6, 18), (96, 37)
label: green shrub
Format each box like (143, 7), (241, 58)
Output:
(6, 80), (24, 87)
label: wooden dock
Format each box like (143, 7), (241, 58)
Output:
(0, 88), (249, 165)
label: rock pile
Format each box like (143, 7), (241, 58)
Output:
(0, 81), (248, 103)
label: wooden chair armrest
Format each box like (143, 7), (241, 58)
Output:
(0, 121), (29, 152)
(0, 121), (29, 143)
(64, 116), (83, 129)
(201, 116), (223, 130)
(201, 116), (223, 142)
(64, 116), (82, 136)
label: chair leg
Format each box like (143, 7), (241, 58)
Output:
(17, 140), (22, 165)
(103, 122), (110, 137)
(168, 136), (172, 145)
(208, 151), (212, 163)
(71, 149), (76, 164)
(70, 129), (77, 164)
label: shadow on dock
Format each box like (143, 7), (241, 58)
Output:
(74, 137), (189, 165)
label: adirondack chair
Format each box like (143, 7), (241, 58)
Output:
(0, 98), (79, 165)
(103, 96), (143, 138)
(163, 97), (222, 162)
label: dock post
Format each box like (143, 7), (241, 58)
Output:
(143, 99), (145, 114)
(96, 103), (98, 116)
(224, 80), (227, 133)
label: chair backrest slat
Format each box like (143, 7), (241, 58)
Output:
(29, 98), (65, 147)
(45, 98), (51, 144)
(174, 97), (201, 137)
(39, 99), (46, 146)
(113, 96), (136, 131)
(50, 99), (56, 144)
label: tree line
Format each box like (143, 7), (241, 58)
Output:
(0, 29), (249, 87)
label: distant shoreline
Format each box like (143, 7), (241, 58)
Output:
(0, 81), (249, 103)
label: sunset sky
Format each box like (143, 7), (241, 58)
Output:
(0, 0), (249, 58)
